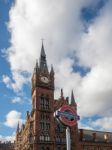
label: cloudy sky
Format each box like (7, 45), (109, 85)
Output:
(0, 0), (112, 141)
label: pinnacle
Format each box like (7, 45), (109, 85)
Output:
(71, 90), (76, 106)
(41, 40), (46, 57)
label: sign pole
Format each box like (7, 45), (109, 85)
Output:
(66, 127), (71, 150)
(55, 104), (80, 150)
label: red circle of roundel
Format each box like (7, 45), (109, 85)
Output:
(59, 105), (77, 127)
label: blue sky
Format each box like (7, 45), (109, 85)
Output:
(0, 0), (112, 141)
(0, 0), (31, 139)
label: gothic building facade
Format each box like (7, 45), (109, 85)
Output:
(13, 43), (112, 150)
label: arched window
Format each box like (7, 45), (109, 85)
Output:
(40, 134), (45, 141)
(29, 134), (33, 143)
(30, 122), (33, 130)
(40, 122), (45, 129)
(40, 94), (45, 109)
(45, 134), (50, 141)
(46, 123), (50, 130)
(48, 134), (50, 141)
(40, 94), (50, 110)
(46, 95), (50, 110)
(56, 136), (61, 143)
(46, 115), (50, 121)
(39, 135), (42, 141)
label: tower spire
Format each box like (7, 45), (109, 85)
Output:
(39, 40), (48, 74)
(50, 64), (54, 75)
(17, 122), (20, 133)
(71, 90), (76, 106)
(40, 39), (46, 57)
(61, 88), (63, 98)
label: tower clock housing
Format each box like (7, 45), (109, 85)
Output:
(31, 42), (55, 150)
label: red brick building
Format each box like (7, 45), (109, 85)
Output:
(0, 141), (14, 150)
(14, 43), (112, 150)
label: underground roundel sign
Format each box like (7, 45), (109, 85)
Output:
(55, 105), (80, 127)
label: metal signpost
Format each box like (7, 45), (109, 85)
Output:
(66, 127), (71, 150)
(55, 105), (80, 150)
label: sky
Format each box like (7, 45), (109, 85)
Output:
(0, 0), (112, 142)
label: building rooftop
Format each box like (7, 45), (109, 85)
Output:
(79, 129), (112, 143)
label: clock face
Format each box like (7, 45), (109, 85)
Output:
(40, 76), (49, 83)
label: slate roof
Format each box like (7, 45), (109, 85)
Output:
(79, 129), (112, 143)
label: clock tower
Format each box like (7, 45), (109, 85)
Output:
(31, 42), (55, 150)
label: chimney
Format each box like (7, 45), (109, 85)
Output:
(93, 133), (96, 141)
(80, 129), (83, 141)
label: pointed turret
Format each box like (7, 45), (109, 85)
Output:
(36, 59), (38, 68)
(71, 90), (77, 108)
(39, 41), (48, 74)
(16, 122), (20, 133)
(41, 41), (46, 57)
(61, 88), (63, 98)
(34, 59), (39, 73)
(50, 64), (54, 77)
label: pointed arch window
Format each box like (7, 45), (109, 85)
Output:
(46, 115), (50, 121)
(40, 122), (45, 129)
(46, 123), (50, 130)
(45, 134), (50, 141)
(46, 95), (50, 110)
(30, 121), (33, 130)
(29, 134), (33, 143)
(40, 94), (45, 109)
(56, 136), (61, 143)
(40, 94), (50, 110)
(40, 134), (45, 141)
(40, 133), (50, 142)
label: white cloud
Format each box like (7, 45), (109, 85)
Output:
(4, 110), (24, 128)
(0, 132), (15, 142)
(5, 0), (97, 93)
(89, 117), (112, 132)
(76, 1), (112, 117)
(6, 0), (94, 76)
(55, 58), (82, 98)
(2, 71), (30, 92)
(77, 65), (112, 117)
(2, 75), (12, 88)
(11, 97), (23, 104)
(4, 0), (112, 131)
(76, 1), (112, 68)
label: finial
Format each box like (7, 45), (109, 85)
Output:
(50, 64), (54, 74)
(41, 38), (44, 43)
(61, 88), (63, 98)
